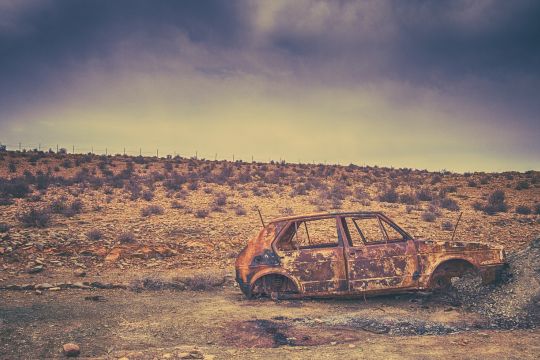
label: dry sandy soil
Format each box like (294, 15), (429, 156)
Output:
(1, 151), (539, 358)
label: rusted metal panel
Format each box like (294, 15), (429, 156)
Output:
(235, 211), (506, 299)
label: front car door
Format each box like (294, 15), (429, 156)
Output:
(340, 214), (419, 294)
(273, 216), (348, 294)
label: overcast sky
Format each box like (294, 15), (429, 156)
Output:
(0, 0), (539, 171)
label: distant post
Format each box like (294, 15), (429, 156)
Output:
(139, 148), (142, 156)
(19, 142), (21, 151)
(56, 144), (59, 153)
(72, 145), (75, 153)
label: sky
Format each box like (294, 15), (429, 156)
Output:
(0, 0), (539, 172)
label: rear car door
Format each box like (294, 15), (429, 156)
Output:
(341, 215), (419, 293)
(274, 216), (348, 294)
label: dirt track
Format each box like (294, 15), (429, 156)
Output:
(1, 287), (539, 359)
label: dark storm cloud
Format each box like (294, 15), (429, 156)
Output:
(0, 0), (248, 117)
(1, 0), (539, 131)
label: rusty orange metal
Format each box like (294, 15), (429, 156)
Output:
(235, 212), (506, 299)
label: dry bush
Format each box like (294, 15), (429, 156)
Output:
(170, 200), (184, 209)
(141, 189), (154, 201)
(195, 209), (209, 218)
(378, 188), (399, 203)
(515, 181), (530, 190)
(415, 188), (433, 202)
(214, 192), (227, 206)
(117, 231), (136, 244)
(17, 208), (51, 228)
(141, 204), (164, 217)
(399, 193), (418, 205)
(0, 222), (9, 233)
(87, 229), (103, 241)
(483, 190), (508, 215)
(441, 221), (454, 231)
(421, 211), (437, 222)
(440, 197), (460, 211)
(515, 205), (532, 215)
(235, 204), (247, 216)
(535, 204), (540, 215)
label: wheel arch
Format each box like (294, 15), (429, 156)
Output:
(425, 257), (480, 287)
(249, 269), (303, 293)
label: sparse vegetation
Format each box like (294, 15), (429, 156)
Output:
(421, 211), (437, 222)
(17, 208), (51, 227)
(117, 231), (136, 244)
(515, 205), (532, 215)
(441, 221), (454, 231)
(0, 222), (9, 233)
(515, 181), (530, 190)
(87, 229), (103, 241)
(195, 209), (209, 218)
(141, 204), (164, 217)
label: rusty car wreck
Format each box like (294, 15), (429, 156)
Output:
(235, 212), (506, 299)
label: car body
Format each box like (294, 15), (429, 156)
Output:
(235, 211), (506, 299)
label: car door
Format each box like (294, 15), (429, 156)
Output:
(274, 216), (348, 294)
(341, 215), (419, 293)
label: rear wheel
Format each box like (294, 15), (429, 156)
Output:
(430, 260), (480, 292)
(251, 274), (298, 299)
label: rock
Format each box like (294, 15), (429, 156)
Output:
(72, 282), (91, 289)
(28, 265), (43, 274)
(35, 283), (53, 290)
(49, 287), (61, 291)
(84, 295), (106, 302)
(178, 349), (204, 359)
(74, 269), (86, 277)
(62, 343), (80, 357)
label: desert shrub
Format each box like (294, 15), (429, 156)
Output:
(0, 197), (14, 206)
(430, 175), (442, 185)
(421, 211), (437, 222)
(141, 204), (164, 217)
(61, 159), (73, 168)
(49, 198), (67, 214)
(0, 178), (31, 198)
(480, 177), (490, 185)
(534, 203), (540, 215)
(405, 205), (415, 213)
(195, 209), (209, 218)
(399, 193), (418, 205)
(87, 229), (103, 241)
(472, 201), (484, 211)
(17, 208), (51, 227)
(441, 221), (454, 231)
(214, 192), (227, 206)
(141, 190), (154, 201)
(171, 200), (183, 209)
(281, 207), (294, 216)
(0, 222), (9, 233)
(483, 190), (508, 215)
(515, 205), (532, 215)
(415, 188), (433, 202)
(203, 187), (213, 194)
(70, 199), (83, 213)
(444, 185), (458, 193)
(291, 183), (309, 196)
(515, 180), (530, 190)
(187, 181), (199, 191)
(163, 172), (186, 191)
(379, 188), (399, 203)
(353, 187), (370, 201)
(8, 161), (16, 173)
(468, 180), (477, 187)
(177, 273), (226, 291)
(235, 204), (247, 216)
(440, 197), (460, 211)
(117, 231), (136, 244)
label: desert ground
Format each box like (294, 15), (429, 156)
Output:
(1, 150), (539, 359)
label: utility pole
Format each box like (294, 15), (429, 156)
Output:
(123, 147), (126, 156)
(56, 144), (59, 153)
(105, 148), (107, 156)
(18, 142), (21, 151)
(72, 145), (75, 154)
(139, 148), (142, 156)
(156, 149), (159, 158)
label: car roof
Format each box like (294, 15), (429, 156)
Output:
(269, 211), (385, 224)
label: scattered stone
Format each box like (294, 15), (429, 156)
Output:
(84, 295), (106, 302)
(74, 269), (86, 277)
(178, 349), (204, 359)
(62, 343), (80, 357)
(35, 283), (53, 290)
(49, 287), (61, 291)
(27, 265), (43, 274)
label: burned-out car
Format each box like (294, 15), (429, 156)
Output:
(235, 212), (506, 299)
